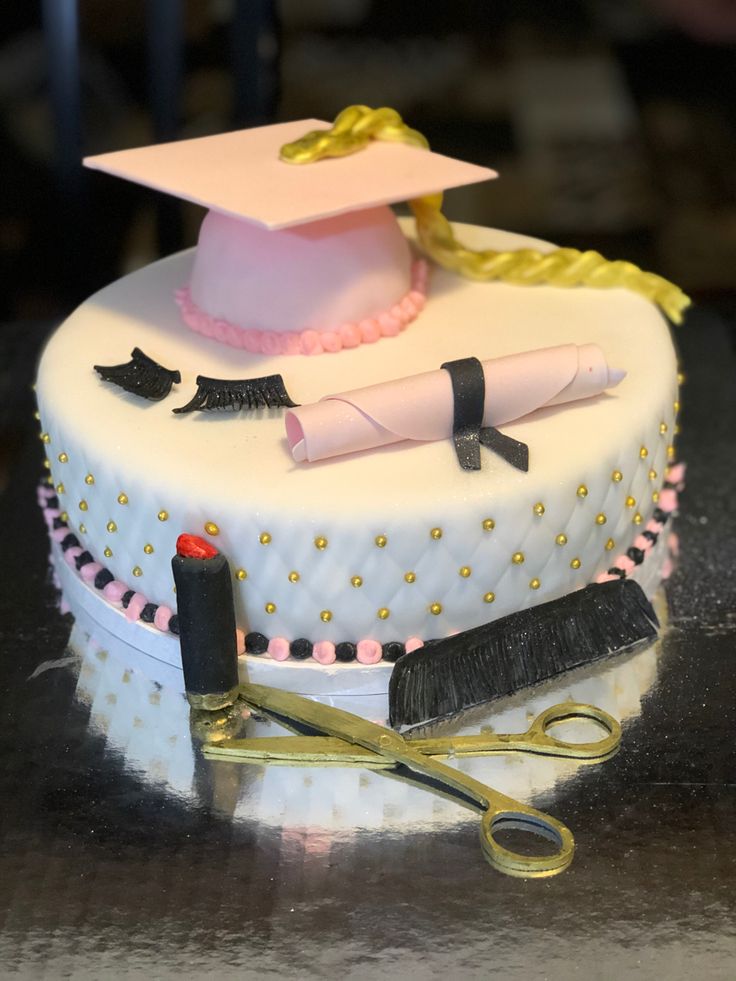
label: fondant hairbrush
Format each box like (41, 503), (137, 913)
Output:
(94, 347), (181, 401)
(285, 343), (624, 465)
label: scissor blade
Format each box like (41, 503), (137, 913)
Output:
(203, 735), (393, 767)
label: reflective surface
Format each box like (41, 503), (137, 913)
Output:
(1, 309), (735, 978)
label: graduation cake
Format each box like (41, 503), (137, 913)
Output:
(35, 107), (687, 695)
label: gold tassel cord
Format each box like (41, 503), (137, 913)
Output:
(280, 105), (690, 324)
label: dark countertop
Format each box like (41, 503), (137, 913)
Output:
(1, 308), (735, 980)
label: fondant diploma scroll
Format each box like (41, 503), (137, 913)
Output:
(285, 343), (625, 464)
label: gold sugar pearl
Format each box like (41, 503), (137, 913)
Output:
(595, 513), (607, 526)
(459, 566), (472, 578)
(58, 452), (68, 463)
(59, 511), (68, 522)
(404, 572), (416, 584)
(56, 483), (65, 494)
(648, 469), (657, 481)
(236, 568), (248, 581)
(106, 521), (117, 533)
(430, 527), (442, 540)
(652, 491), (660, 503)
(674, 424), (681, 435)
(611, 470), (623, 483)
(78, 524), (86, 534)
(350, 575), (363, 588)
(375, 535), (387, 548)
(157, 510), (169, 522)
(85, 474), (95, 485)
(314, 536), (328, 550)
(103, 547), (113, 558)
(117, 493), (128, 505)
(570, 558), (581, 570)
(204, 521), (219, 536)
(659, 422), (668, 434)
(633, 512), (643, 525)
(533, 502), (545, 517)
(674, 399), (681, 412)
(482, 518), (495, 532)
(483, 592), (496, 604)
(576, 484), (588, 498)
(265, 602), (277, 614)
(288, 571), (300, 583)
(605, 538), (615, 551)
(429, 602), (443, 615)
(377, 608), (390, 620)
(555, 533), (568, 546)
(143, 544), (154, 555)
(42, 460), (51, 470)
(132, 566), (143, 578)
(667, 445), (676, 461)
(259, 532), (272, 545)
(320, 609), (332, 623)
(33, 410), (40, 421)
(511, 551), (525, 565)
(79, 500), (88, 511)
(640, 446), (648, 459)
(529, 578), (541, 590)
(40, 433), (50, 444)
(625, 496), (636, 509)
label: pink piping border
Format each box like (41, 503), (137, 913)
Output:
(39, 463), (684, 665)
(174, 260), (428, 356)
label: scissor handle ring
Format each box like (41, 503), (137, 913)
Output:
(479, 804), (575, 878)
(527, 702), (621, 760)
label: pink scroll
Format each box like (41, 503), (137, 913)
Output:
(285, 344), (625, 464)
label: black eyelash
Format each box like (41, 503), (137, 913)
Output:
(172, 374), (299, 413)
(94, 347), (181, 401)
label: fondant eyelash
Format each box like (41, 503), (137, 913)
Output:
(172, 374), (299, 413)
(94, 347), (181, 401)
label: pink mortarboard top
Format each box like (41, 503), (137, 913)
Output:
(83, 118), (496, 230)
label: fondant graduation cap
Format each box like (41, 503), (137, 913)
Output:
(84, 119), (496, 356)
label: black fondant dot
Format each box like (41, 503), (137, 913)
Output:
(140, 603), (157, 623)
(46, 495), (59, 509)
(290, 638), (313, 660)
(60, 533), (79, 551)
(381, 641), (405, 663)
(627, 546), (645, 565)
(168, 615), (179, 635)
(245, 631), (268, 655)
(335, 642), (356, 662)
(94, 568), (114, 590)
(653, 508), (670, 524)
(74, 550), (94, 570)
(53, 517), (67, 530)
(607, 567), (627, 579)
(121, 590), (135, 609)
(642, 530), (659, 545)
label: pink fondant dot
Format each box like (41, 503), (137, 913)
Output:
(666, 462), (685, 484)
(268, 637), (291, 661)
(658, 488), (678, 512)
(377, 312), (401, 337)
(596, 572), (619, 583)
(614, 555), (636, 572)
(312, 641), (336, 665)
(661, 557), (674, 580)
(235, 628), (246, 656)
(103, 580), (128, 603)
(400, 296), (417, 319)
(45, 508), (60, 522)
(408, 290), (426, 311)
(356, 639), (382, 664)
(405, 636), (424, 653)
(358, 319), (380, 343)
(300, 329), (323, 355)
(258, 331), (280, 355)
(51, 527), (69, 543)
(320, 331), (343, 353)
(154, 605), (173, 631)
(239, 329), (261, 354)
(59, 597), (71, 615)
(64, 546), (83, 567)
(412, 260), (429, 287)
(339, 323), (361, 348)
(633, 535), (652, 552)
(646, 519), (662, 534)
(80, 562), (103, 583)
(284, 332), (303, 355)
(668, 532), (680, 556)
(125, 593), (147, 622)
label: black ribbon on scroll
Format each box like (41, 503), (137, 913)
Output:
(441, 357), (529, 472)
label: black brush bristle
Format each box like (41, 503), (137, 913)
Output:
(388, 579), (659, 727)
(173, 374), (298, 413)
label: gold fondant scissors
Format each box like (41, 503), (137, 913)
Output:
(203, 684), (620, 879)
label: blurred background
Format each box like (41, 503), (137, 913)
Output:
(1, 0), (735, 481)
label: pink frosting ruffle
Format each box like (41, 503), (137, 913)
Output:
(175, 260), (428, 356)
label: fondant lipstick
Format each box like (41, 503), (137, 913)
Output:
(171, 533), (240, 709)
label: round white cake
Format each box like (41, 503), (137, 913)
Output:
(36, 221), (679, 693)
